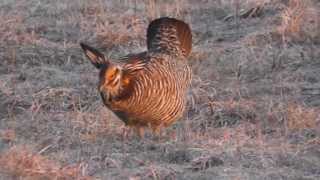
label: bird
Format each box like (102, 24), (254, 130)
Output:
(80, 17), (192, 138)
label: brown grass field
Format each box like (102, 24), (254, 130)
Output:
(0, 0), (319, 179)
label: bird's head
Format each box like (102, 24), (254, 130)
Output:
(98, 64), (123, 95)
(80, 43), (124, 98)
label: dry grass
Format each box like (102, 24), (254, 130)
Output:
(0, 146), (91, 180)
(286, 102), (319, 131)
(277, 0), (319, 43)
(96, 15), (146, 49)
(144, 0), (186, 20)
(0, 129), (16, 142)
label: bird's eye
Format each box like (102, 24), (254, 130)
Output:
(108, 68), (119, 80)
(109, 73), (115, 80)
(114, 68), (119, 75)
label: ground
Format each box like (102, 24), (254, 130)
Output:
(0, 0), (319, 179)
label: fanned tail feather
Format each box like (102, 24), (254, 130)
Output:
(147, 17), (192, 57)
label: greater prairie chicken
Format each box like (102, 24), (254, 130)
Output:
(80, 17), (192, 137)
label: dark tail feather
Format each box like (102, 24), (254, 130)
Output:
(147, 17), (192, 57)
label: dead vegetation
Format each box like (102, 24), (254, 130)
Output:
(0, 0), (319, 179)
(286, 102), (319, 131)
(277, 0), (319, 43)
(0, 146), (91, 180)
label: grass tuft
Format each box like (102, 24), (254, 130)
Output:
(0, 146), (91, 180)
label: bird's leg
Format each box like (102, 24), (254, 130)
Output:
(153, 127), (161, 136)
(121, 125), (130, 140)
(152, 126), (163, 141)
(134, 126), (145, 139)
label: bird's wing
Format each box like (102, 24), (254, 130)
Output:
(121, 52), (149, 73)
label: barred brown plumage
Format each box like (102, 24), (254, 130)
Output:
(80, 17), (192, 138)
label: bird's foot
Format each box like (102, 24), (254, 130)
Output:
(120, 125), (130, 141)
